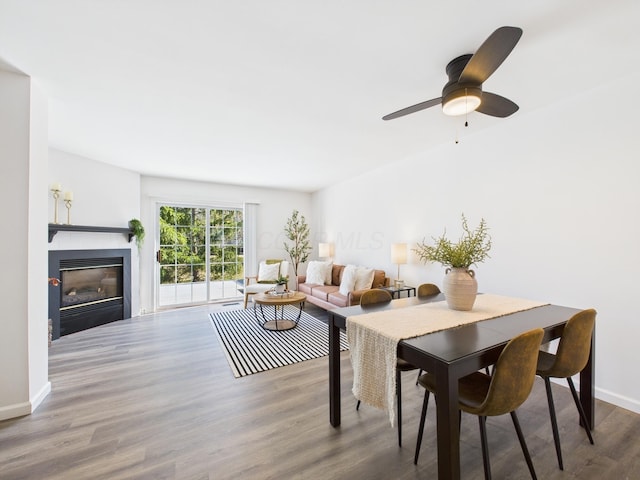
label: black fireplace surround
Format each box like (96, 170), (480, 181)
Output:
(49, 249), (131, 339)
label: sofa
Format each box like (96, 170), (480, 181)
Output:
(297, 262), (389, 310)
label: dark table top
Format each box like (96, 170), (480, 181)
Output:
(331, 294), (582, 368)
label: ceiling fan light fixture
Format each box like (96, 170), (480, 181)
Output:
(442, 88), (482, 116)
(382, 27), (522, 121)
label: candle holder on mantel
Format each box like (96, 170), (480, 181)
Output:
(64, 199), (73, 224)
(63, 191), (73, 225)
(50, 184), (62, 224)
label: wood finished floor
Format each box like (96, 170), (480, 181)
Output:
(1, 302), (640, 479)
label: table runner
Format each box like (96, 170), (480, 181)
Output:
(346, 294), (548, 426)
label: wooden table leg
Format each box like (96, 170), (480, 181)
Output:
(329, 312), (341, 427)
(435, 363), (461, 480)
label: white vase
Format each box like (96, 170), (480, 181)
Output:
(275, 283), (286, 293)
(442, 267), (478, 311)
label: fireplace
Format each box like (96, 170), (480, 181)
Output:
(49, 249), (131, 339)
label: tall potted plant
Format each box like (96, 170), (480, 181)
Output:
(283, 210), (311, 286)
(413, 214), (491, 311)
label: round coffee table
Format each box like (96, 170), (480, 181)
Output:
(253, 291), (307, 331)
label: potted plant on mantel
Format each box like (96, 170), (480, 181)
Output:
(129, 218), (145, 250)
(413, 214), (492, 311)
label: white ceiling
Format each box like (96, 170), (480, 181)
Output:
(1, 1), (637, 192)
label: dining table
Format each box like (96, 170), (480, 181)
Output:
(327, 293), (595, 480)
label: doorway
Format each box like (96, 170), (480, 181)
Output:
(157, 205), (244, 308)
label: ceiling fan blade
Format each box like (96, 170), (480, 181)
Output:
(458, 26), (523, 85)
(476, 92), (519, 117)
(382, 97), (442, 120)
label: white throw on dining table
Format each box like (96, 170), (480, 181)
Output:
(346, 294), (548, 426)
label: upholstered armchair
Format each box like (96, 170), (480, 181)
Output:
(243, 260), (289, 308)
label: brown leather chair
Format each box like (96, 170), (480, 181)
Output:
(536, 308), (596, 470)
(356, 288), (416, 447)
(414, 328), (544, 480)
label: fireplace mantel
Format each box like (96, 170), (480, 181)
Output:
(48, 224), (134, 243)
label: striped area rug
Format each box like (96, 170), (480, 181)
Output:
(210, 308), (349, 378)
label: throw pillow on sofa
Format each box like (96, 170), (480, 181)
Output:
(306, 260), (332, 285)
(339, 264), (358, 295)
(354, 266), (375, 290)
(323, 261), (333, 284)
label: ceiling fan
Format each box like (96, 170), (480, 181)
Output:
(382, 26), (523, 121)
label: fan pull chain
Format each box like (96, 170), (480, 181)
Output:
(464, 88), (469, 127)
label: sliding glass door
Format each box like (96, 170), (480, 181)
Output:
(209, 209), (244, 300)
(157, 205), (243, 308)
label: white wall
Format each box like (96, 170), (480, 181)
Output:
(139, 176), (311, 313)
(312, 71), (640, 413)
(0, 66), (50, 420)
(28, 80), (50, 410)
(48, 149), (141, 316)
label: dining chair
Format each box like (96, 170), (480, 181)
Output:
(536, 308), (596, 470)
(359, 288), (394, 305)
(356, 288), (416, 447)
(414, 327), (544, 480)
(417, 283), (440, 297)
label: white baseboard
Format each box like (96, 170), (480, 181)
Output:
(596, 386), (640, 415)
(31, 381), (52, 412)
(0, 381), (51, 421)
(550, 377), (640, 415)
(0, 401), (31, 421)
